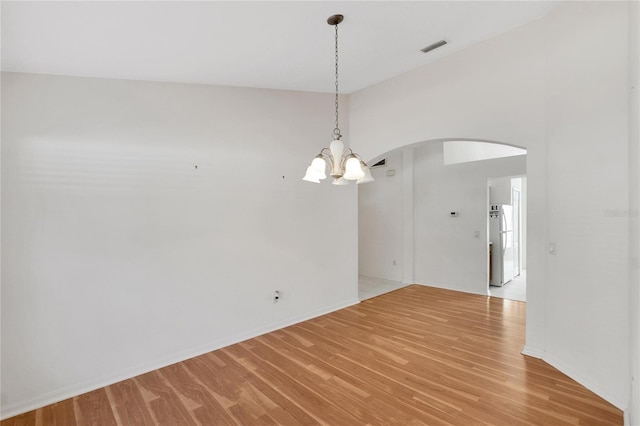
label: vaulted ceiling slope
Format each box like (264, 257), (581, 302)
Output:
(1, 1), (558, 93)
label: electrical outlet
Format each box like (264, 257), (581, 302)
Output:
(273, 290), (280, 303)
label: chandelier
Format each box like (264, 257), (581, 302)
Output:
(303, 14), (374, 186)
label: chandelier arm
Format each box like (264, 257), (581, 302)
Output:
(345, 150), (368, 164)
(320, 147), (336, 167)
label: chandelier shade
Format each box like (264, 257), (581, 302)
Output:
(343, 156), (365, 180)
(310, 156), (327, 179)
(302, 155), (327, 182)
(302, 14), (374, 186)
(302, 169), (321, 183)
(357, 162), (375, 184)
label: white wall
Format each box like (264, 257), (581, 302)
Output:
(350, 1), (631, 412)
(0, 72), (359, 418)
(358, 149), (404, 281)
(543, 2), (629, 411)
(488, 176), (512, 206)
(413, 143), (525, 295)
(0, 4), (3, 410)
(630, 1), (640, 423)
(444, 140), (526, 165)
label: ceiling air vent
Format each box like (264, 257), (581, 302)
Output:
(420, 40), (447, 54)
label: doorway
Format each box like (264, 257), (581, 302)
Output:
(488, 176), (526, 302)
(358, 140), (527, 301)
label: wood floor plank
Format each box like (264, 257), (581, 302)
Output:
(221, 345), (360, 426)
(105, 379), (156, 425)
(74, 388), (117, 426)
(160, 363), (238, 425)
(1, 411), (35, 426)
(38, 399), (77, 426)
(2, 285), (623, 425)
(235, 367), (320, 425)
(256, 331), (474, 425)
(248, 337), (434, 426)
(134, 371), (197, 426)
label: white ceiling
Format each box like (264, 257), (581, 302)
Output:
(1, 1), (558, 94)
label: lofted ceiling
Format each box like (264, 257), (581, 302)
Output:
(1, 1), (558, 94)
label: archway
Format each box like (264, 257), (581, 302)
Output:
(357, 138), (527, 302)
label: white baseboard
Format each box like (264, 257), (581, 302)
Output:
(0, 297), (360, 420)
(543, 352), (627, 411)
(523, 347), (627, 411)
(521, 345), (544, 359)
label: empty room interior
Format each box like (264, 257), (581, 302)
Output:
(2, 1), (640, 425)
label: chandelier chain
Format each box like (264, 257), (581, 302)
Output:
(334, 22), (339, 133)
(302, 15), (374, 185)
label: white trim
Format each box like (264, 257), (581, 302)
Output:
(520, 345), (544, 359)
(0, 298), (360, 420)
(522, 346), (626, 410)
(543, 352), (627, 411)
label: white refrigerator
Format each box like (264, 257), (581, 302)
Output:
(490, 204), (514, 287)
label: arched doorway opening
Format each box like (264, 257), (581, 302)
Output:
(357, 138), (527, 302)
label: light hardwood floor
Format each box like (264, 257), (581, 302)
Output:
(2, 285), (622, 425)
